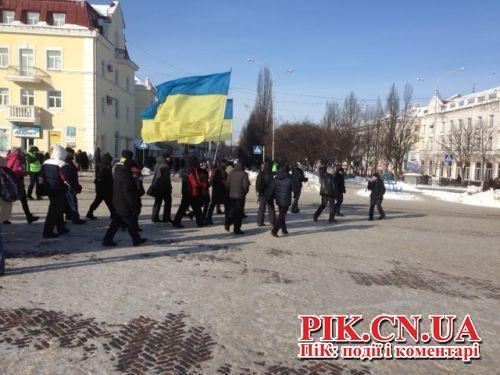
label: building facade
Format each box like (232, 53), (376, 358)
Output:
(0, 0), (137, 157)
(413, 87), (500, 182)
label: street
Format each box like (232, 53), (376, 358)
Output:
(0, 177), (499, 374)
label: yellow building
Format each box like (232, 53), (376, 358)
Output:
(0, 0), (137, 157)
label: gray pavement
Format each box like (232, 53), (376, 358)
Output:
(0, 177), (499, 374)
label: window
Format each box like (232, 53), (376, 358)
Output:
(115, 99), (119, 119)
(467, 98), (475, 104)
(489, 92), (497, 100)
(0, 48), (8, 67)
(458, 119), (464, 129)
(467, 118), (472, 129)
(450, 120), (455, 131)
(101, 60), (105, 77)
(52, 13), (65, 27)
(0, 88), (9, 105)
(20, 89), (34, 106)
(48, 91), (62, 109)
(47, 50), (62, 70)
(459, 100), (464, 106)
(26, 12), (40, 25)
(477, 96), (485, 103)
(2, 10), (14, 24)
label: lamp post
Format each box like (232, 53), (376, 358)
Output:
(247, 58), (294, 161)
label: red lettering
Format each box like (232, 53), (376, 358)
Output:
(336, 315), (364, 341)
(455, 315), (481, 342)
(299, 315), (321, 341)
(371, 315), (395, 342)
(396, 315), (421, 342)
(430, 315), (456, 343)
(320, 315), (334, 341)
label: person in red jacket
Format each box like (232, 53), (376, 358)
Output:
(4, 148), (39, 224)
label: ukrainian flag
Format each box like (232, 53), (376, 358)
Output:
(142, 72), (231, 143)
(178, 99), (233, 144)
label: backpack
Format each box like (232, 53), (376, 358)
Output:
(0, 167), (24, 202)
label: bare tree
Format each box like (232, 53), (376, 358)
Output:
(384, 83), (418, 177)
(239, 67), (274, 165)
(474, 118), (495, 181)
(441, 120), (478, 180)
(322, 101), (341, 129)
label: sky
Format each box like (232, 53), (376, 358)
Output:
(115, 0), (500, 140)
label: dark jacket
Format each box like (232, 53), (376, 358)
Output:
(113, 162), (142, 217)
(63, 158), (82, 193)
(199, 168), (210, 201)
(256, 168), (274, 198)
(210, 167), (227, 204)
(270, 170), (293, 207)
(150, 156), (172, 197)
(94, 154), (113, 197)
(368, 179), (386, 201)
(291, 167), (308, 193)
(334, 171), (346, 195)
(225, 164), (250, 199)
(320, 172), (337, 198)
(41, 146), (68, 195)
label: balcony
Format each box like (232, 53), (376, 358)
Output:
(6, 105), (41, 123)
(4, 66), (45, 83)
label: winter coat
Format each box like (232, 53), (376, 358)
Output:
(291, 167), (308, 192)
(181, 167), (204, 198)
(368, 179), (386, 201)
(112, 162), (142, 217)
(225, 164), (249, 199)
(210, 167), (227, 204)
(25, 151), (42, 174)
(41, 146), (68, 195)
(6, 151), (25, 179)
(334, 172), (346, 195)
(199, 168), (210, 202)
(94, 155), (113, 197)
(270, 171), (293, 207)
(256, 169), (274, 198)
(63, 158), (82, 193)
(150, 156), (172, 197)
(320, 172), (337, 198)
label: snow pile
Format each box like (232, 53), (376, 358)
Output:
(246, 170), (321, 193)
(141, 167), (153, 177)
(356, 189), (422, 201)
(422, 189), (500, 208)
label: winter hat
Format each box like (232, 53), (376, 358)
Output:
(373, 172), (380, 178)
(121, 150), (134, 161)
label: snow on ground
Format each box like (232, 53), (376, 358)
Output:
(422, 189), (500, 209)
(356, 189), (422, 201)
(247, 170), (321, 193)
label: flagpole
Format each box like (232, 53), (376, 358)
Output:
(212, 118), (225, 165)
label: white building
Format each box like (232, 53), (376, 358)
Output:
(413, 87), (500, 182)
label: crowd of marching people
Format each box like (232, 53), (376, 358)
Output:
(0, 145), (387, 276)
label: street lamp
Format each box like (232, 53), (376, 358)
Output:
(247, 57), (294, 161)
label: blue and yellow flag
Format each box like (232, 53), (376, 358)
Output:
(178, 99), (233, 144)
(142, 72), (231, 143)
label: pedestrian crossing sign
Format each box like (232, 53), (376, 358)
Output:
(253, 145), (263, 155)
(444, 154), (453, 163)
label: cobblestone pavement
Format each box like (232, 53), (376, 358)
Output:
(0, 177), (499, 374)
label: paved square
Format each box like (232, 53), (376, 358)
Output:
(0, 177), (499, 374)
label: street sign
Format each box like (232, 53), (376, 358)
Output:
(252, 145), (263, 155)
(443, 154), (453, 163)
(138, 141), (148, 150)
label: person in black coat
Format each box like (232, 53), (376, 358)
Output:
(268, 164), (294, 237)
(199, 161), (211, 223)
(290, 164), (308, 213)
(150, 154), (172, 223)
(368, 172), (386, 221)
(205, 163), (227, 224)
(313, 166), (338, 223)
(63, 148), (86, 225)
(256, 159), (276, 227)
(41, 145), (70, 238)
(103, 150), (147, 246)
(334, 167), (347, 216)
(86, 153), (114, 220)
